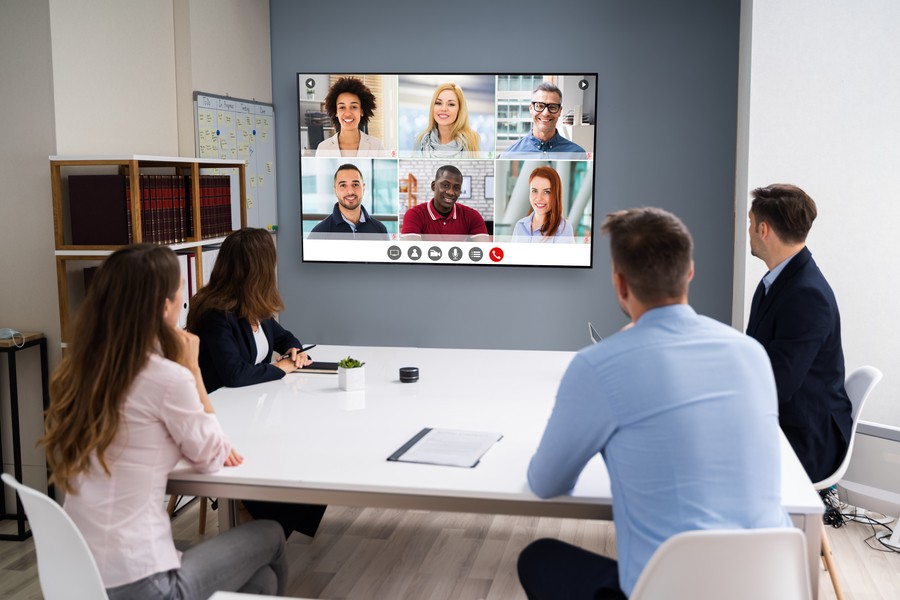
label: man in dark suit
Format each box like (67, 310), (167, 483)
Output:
(746, 184), (852, 483)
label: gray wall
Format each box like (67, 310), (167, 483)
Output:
(270, 0), (740, 350)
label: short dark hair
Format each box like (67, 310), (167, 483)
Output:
(323, 77), (377, 130)
(334, 163), (363, 183)
(533, 81), (562, 100)
(750, 184), (817, 244)
(434, 165), (462, 181)
(601, 207), (693, 304)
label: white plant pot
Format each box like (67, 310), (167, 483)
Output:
(338, 366), (365, 391)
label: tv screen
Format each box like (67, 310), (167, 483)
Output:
(298, 73), (596, 267)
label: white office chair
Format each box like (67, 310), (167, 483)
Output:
(629, 528), (811, 600)
(813, 365), (883, 600)
(1, 473), (108, 600)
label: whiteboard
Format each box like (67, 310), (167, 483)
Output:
(194, 92), (277, 231)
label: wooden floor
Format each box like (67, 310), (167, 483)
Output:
(1, 500), (899, 599)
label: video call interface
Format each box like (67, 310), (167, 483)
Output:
(298, 73), (597, 267)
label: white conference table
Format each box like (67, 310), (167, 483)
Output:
(168, 345), (824, 595)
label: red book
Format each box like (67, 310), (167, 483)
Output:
(140, 174), (152, 243)
(124, 175), (133, 243)
(184, 176), (194, 239)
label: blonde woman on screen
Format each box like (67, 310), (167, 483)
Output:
(41, 244), (287, 599)
(414, 82), (480, 158)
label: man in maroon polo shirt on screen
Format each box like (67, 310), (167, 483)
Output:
(400, 165), (490, 241)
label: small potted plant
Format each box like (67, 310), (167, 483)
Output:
(338, 356), (365, 391)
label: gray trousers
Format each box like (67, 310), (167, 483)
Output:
(107, 520), (288, 599)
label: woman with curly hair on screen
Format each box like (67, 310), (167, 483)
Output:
(414, 82), (480, 158)
(316, 76), (385, 157)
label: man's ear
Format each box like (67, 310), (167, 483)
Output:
(430, 180), (436, 192)
(687, 260), (695, 283)
(612, 271), (629, 301)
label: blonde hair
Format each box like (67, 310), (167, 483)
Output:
(416, 82), (480, 152)
(42, 245), (182, 493)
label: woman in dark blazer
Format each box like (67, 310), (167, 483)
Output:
(187, 228), (325, 538)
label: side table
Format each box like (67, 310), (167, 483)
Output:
(0, 332), (50, 541)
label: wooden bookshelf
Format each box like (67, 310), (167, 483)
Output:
(50, 155), (247, 343)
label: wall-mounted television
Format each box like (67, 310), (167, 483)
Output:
(298, 73), (597, 267)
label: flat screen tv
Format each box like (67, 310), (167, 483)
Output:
(298, 73), (597, 267)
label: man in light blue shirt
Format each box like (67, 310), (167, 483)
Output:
(518, 207), (791, 599)
(501, 82), (587, 159)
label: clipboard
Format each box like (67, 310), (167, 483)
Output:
(387, 427), (503, 468)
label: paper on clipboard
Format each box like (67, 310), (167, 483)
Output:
(387, 428), (503, 468)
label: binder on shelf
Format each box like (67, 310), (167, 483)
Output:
(201, 245), (220, 287)
(176, 253), (190, 328)
(68, 175), (130, 245)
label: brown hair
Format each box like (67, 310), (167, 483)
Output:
(528, 166), (563, 238)
(323, 77), (377, 131)
(601, 207), (693, 304)
(750, 184), (817, 244)
(187, 228), (283, 329)
(42, 245), (182, 493)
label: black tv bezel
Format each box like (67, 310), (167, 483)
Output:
(296, 71), (598, 269)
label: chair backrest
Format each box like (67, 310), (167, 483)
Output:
(629, 527), (811, 600)
(1, 473), (108, 600)
(814, 365), (883, 489)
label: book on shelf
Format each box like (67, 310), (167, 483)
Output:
(66, 173), (233, 246)
(68, 175), (130, 245)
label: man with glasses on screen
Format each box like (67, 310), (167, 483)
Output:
(502, 82), (586, 158)
(309, 163), (388, 239)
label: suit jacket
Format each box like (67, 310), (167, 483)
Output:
(315, 131), (385, 157)
(194, 309), (302, 393)
(746, 246), (852, 482)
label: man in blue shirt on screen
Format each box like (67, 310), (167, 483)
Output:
(518, 207), (790, 599)
(309, 163), (388, 239)
(501, 82), (586, 158)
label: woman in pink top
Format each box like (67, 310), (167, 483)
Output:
(41, 245), (288, 599)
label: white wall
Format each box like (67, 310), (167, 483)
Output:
(735, 0), (900, 426)
(0, 0), (57, 497)
(0, 0), (272, 496)
(174, 0), (272, 155)
(48, 0), (179, 155)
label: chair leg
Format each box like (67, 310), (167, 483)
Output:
(166, 494), (178, 517)
(821, 522), (845, 600)
(198, 496), (207, 535)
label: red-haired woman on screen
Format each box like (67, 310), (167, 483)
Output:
(512, 166), (575, 243)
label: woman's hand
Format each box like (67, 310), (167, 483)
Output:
(175, 329), (201, 372)
(224, 448), (243, 467)
(274, 348), (313, 373)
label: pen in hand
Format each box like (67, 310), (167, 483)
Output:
(279, 345), (316, 362)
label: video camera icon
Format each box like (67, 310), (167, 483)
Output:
(428, 247), (442, 261)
